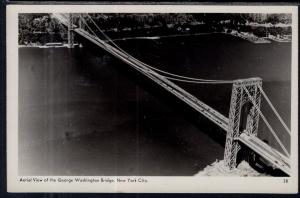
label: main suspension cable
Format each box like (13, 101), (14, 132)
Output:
(83, 13), (235, 84)
(79, 15), (99, 39)
(163, 76), (235, 84)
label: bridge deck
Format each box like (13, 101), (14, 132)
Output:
(238, 133), (290, 175)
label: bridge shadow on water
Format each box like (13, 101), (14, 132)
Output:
(73, 40), (229, 175)
(76, 38), (229, 144)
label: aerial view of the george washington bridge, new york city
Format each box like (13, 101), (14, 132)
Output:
(18, 13), (292, 177)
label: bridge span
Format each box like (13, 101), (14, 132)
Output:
(52, 13), (291, 176)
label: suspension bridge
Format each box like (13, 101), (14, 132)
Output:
(52, 13), (291, 176)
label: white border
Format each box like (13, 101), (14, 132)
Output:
(6, 5), (298, 193)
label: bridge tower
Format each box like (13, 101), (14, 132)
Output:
(224, 78), (262, 169)
(67, 13), (74, 48)
(78, 14), (83, 29)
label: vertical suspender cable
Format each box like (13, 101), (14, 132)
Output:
(242, 85), (290, 157)
(258, 85), (291, 135)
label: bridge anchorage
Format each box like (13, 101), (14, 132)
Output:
(52, 13), (291, 176)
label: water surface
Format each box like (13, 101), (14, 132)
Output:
(19, 33), (291, 175)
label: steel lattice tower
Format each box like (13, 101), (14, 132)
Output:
(68, 13), (74, 48)
(224, 78), (262, 169)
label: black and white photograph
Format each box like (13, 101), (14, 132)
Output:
(7, 5), (298, 193)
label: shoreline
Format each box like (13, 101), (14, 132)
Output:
(19, 43), (80, 48)
(226, 32), (271, 44)
(109, 32), (219, 41)
(18, 31), (291, 48)
(19, 32), (220, 48)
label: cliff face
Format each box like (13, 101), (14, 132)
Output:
(18, 13), (292, 45)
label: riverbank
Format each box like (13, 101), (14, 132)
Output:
(109, 32), (219, 41)
(19, 33), (218, 47)
(19, 42), (81, 48)
(246, 22), (292, 28)
(19, 27), (293, 50)
(228, 31), (271, 44)
(19, 31), (278, 48)
(267, 34), (292, 43)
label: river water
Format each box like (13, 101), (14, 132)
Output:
(19, 33), (291, 176)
